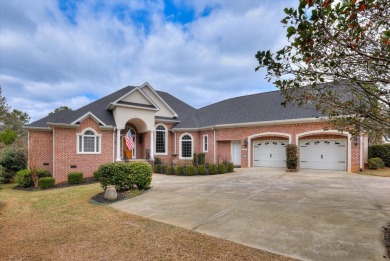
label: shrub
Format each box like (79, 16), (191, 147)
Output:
(187, 165), (196, 176)
(286, 144), (298, 170)
(98, 163), (133, 191)
(227, 162), (234, 172)
(218, 164), (226, 174)
(36, 169), (51, 178)
(197, 153), (205, 166)
(38, 177), (55, 189)
(368, 157), (385, 170)
(98, 162), (152, 191)
(16, 169), (32, 188)
(368, 144), (390, 167)
(154, 164), (162, 173)
(93, 170), (100, 181)
(209, 164), (217, 175)
(197, 165), (206, 175)
(0, 165), (14, 183)
(16, 169), (52, 188)
(68, 172), (83, 185)
(193, 153), (198, 167)
(0, 146), (27, 182)
(176, 165), (184, 175)
(128, 162), (152, 189)
(166, 166), (174, 175)
(154, 157), (162, 165)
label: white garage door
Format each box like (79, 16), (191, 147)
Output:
(253, 140), (287, 167)
(300, 139), (346, 171)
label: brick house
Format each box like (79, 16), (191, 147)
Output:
(26, 83), (367, 183)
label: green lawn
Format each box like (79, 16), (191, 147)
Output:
(0, 183), (293, 261)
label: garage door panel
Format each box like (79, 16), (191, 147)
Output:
(253, 140), (287, 168)
(300, 139), (346, 171)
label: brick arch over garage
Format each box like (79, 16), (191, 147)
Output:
(296, 130), (351, 172)
(247, 132), (291, 168)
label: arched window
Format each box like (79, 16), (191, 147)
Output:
(77, 129), (101, 153)
(155, 125), (167, 154)
(180, 134), (193, 159)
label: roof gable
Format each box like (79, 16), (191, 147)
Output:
(107, 87), (159, 111)
(140, 82), (178, 118)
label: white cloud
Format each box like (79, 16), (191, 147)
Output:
(0, 0), (295, 122)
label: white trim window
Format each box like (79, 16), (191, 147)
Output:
(180, 133), (193, 159)
(155, 124), (167, 155)
(203, 134), (208, 153)
(77, 129), (101, 154)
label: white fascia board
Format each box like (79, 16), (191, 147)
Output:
(172, 117), (326, 131)
(23, 126), (52, 131)
(111, 103), (159, 111)
(47, 122), (80, 128)
(70, 111), (106, 126)
(109, 87), (160, 111)
(99, 125), (115, 130)
(155, 118), (181, 123)
(140, 82), (178, 117)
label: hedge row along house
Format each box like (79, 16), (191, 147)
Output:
(25, 83), (368, 183)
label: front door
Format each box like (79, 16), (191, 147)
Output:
(231, 141), (241, 166)
(121, 127), (136, 160)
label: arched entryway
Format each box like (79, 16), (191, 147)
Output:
(120, 126), (136, 160)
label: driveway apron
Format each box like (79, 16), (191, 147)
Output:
(112, 168), (390, 261)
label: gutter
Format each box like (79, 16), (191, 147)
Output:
(172, 117), (326, 132)
(212, 127), (216, 164)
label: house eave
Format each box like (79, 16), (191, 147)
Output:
(47, 122), (80, 128)
(23, 126), (52, 131)
(172, 117), (326, 131)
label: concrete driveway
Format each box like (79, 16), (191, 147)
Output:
(112, 168), (390, 261)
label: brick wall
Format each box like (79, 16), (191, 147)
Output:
(53, 117), (114, 183)
(29, 130), (53, 174)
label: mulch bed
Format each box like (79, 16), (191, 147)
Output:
(90, 191), (129, 204)
(385, 224), (390, 258)
(13, 177), (98, 191)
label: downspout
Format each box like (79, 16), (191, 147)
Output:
(53, 128), (55, 178)
(112, 129), (115, 162)
(171, 130), (177, 154)
(27, 130), (29, 169)
(359, 134), (363, 172)
(212, 127), (216, 164)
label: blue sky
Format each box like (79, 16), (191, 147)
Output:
(0, 0), (296, 122)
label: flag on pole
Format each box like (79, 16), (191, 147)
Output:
(125, 130), (134, 151)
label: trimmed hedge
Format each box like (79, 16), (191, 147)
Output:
(218, 164), (226, 174)
(209, 164), (217, 175)
(187, 165), (196, 176)
(227, 163), (234, 172)
(368, 144), (390, 167)
(197, 165), (206, 175)
(166, 166), (174, 175)
(68, 172), (83, 185)
(38, 177), (55, 189)
(368, 157), (385, 169)
(93, 170), (100, 181)
(176, 166), (184, 175)
(128, 162), (152, 189)
(16, 169), (52, 188)
(98, 162), (152, 191)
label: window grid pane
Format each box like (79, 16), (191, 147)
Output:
(96, 137), (100, 152)
(204, 136), (208, 151)
(83, 137), (95, 152)
(156, 131), (165, 153)
(79, 136), (82, 152)
(182, 140), (192, 158)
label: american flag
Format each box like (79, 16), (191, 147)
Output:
(125, 130), (134, 151)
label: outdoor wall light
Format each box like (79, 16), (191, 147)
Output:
(353, 136), (359, 146)
(243, 138), (248, 147)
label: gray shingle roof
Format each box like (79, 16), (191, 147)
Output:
(174, 90), (322, 129)
(28, 87), (322, 129)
